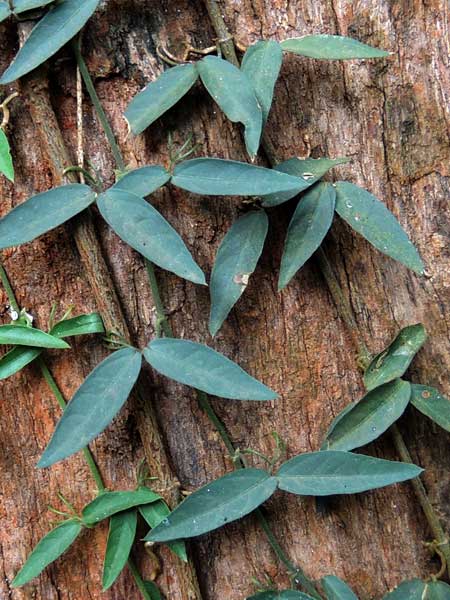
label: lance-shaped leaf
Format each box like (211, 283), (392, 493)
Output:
(102, 510), (137, 591)
(276, 450), (422, 496)
(0, 129), (14, 182)
(209, 211), (268, 336)
(383, 579), (450, 599)
(139, 500), (188, 562)
(97, 189), (205, 285)
(172, 158), (304, 197)
(113, 166), (171, 198)
(248, 593), (315, 600)
(50, 313), (105, 338)
(241, 40), (283, 123)
(144, 581), (162, 599)
(38, 348), (142, 468)
(0, 184), (96, 249)
(0, 1), (10, 22)
(0, 346), (42, 380)
(197, 56), (263, 157)
(278, 182), (336, 289)
(261, 156), (349, 208)
(144, 338), (277, 400)
(13, 0), (54, 13)
(364, 324), (427, 391)
(125, 64), (198, 135)
(322, 380), (411, 452)
(410, 384), (450, 433)
(12, 520), (82, 587)
(0, 325), (70, 349)
(321, 576), (359, 600)
(280, 35), (389, 60)
(82, 488), (161, 525)
(0, 0), (100, 83)
(335, 182), (424, 274)
(146, 469), (277, 542)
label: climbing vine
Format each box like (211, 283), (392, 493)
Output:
(0, 1), (449, 599)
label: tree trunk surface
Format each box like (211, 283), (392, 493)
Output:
(0, 1), (449, 599)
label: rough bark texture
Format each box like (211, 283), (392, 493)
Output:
(0, 1), (449, 599)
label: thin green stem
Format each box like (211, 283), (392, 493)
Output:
(127, 558), (153, 600)
(145, 260), (172, 338)
(0, 261), (20, 312)
(72, 39), (126, 174)
(38, 357), (105, 493)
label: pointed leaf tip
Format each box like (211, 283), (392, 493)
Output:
(281, 35), (389, 60)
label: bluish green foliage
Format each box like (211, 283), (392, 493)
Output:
(278, 182), (336, 289)
(12, 520), (82, 587)
(113, 166), (171, 197)
(0, 325), (70, 349)
(0, 0), (100, 83)
(383, 579), (450, 599)
(322, 380), (411, 451)
(197, 56), (262, 157)
(13, 0), (54, 12)
(144, 338), (277, 400)
(0, 184), (96, 249)
(82, 489), (161, 525)
(0, 129), (14, 182)
(125, 64), (198, 135)
(172, 158), (304, 196)
(209, 211), (268, 335)
(335, 182), (424, 274)
(241, 40), (283, 123)
(38, 348), (142, 468)
(97, 189), (206, 285)
(281, 35), (389, 60)
(321, 576), (359, 600)
(277, 451), (422, 495)
(0, 0), (10, 22)
(410, 385), (450, 433)
(139, 500), (188, 562)
(102, 510), (137, 590)
(364, 324), (427, 391)
(248, 592), (315, 600)
(146, 469), (277, 542)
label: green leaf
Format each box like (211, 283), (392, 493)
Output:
(102, 510), (137, 591)
(172, 158), (305, 197)
(321, 575), (359, 600)
(0, 325), (70, 349)
(322, 380), (411, 452)
(248, 593), (315, 600)
(38, 348), (142, 468)
(50, 313), (105, 338)
(145, 469), (277, 542)
(209, 211), (268, 336)
(278, 182), (336, 289)
(97, 189), (205, 285)
(125, 64), (198, 135)
(197, 55), (263, 157)
(383, 579), (450, 600)
(334, 182), (424, 274)
(0, 184), (96, 250)
(0, 1), (10, 22)
(0, 346), (42, 380)
(0, 129), (14, 182)
(113, 166), (171, 198)
(12, 519), (82, 587)
(241, 40), (283, 123)
(144, 338), (277, 400)
(82, 488), (161, 525)
(143, 581), (162, 600)
(276, 450), (422, 496)
(261, 156), (349, 208)
(410, 384), (450, 433)
(139, 500), (188, 562)
(0, 0), (100, 84)
(13, 0), (54, 13)
(280, 35), (389, 60)
(364, 324), (427, 391)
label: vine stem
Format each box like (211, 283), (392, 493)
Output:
(203, 0), (450, 582)
(0, 261), (20, 313)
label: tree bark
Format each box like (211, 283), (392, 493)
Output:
(0, 1), (449, 599)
